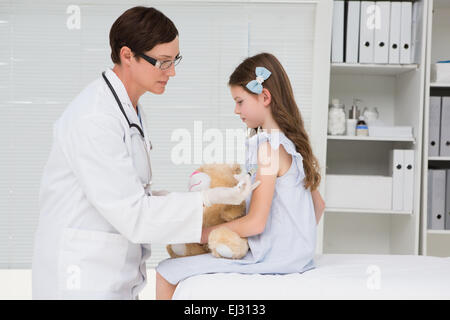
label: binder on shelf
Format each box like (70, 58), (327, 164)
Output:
(440, 97), (450, 157)
(359, 1), (375, 64)
(331, 0), (345, 63)
(410, 0), (422, 64)
(446, 169), (450, 230)
(400, 1), (412, 64)
(345, 0), (361, 64)
(389, 149), (404, 211)
(428, 170), (446, 230)
(429, 96), (442, 157)
(374, 1), (390, 64)
(403, 150), (415, 212)
(389, 1), (401, 64)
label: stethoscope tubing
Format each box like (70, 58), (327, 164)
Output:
(102, 71), (152, 191)
(102, 71), (146, 138)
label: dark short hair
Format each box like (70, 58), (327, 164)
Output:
(109, 6), (179, 64)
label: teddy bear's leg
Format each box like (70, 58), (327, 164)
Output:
(166, 243), (209, 258)
(167, 244), (188, 257)
(208, 226), (249, 259)
(185, 243), (209, 256)
(166, 244), (185, 258)
(215, 244), (234, 259)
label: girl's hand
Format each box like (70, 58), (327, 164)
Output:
(202, 175), (260, 206)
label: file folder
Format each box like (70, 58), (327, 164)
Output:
(429, 96), (442, 157)
(374, 1), (390, 64)
(346, 0), (361, 63)
(410, 0), (423, 64)
(403, 150), (414, 212)
(389, 1), (401, 64)
(400, 1), (412, 64)
(332, 0), (345, 63)
(359, 1), (375, 64)
(428, 170), (446, 230)
(389, 149), (404, 211)
(446, 169), (450, 230)
(440, 97), (450, 157)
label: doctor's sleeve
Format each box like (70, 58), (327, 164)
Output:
(63, 114), (203, 244)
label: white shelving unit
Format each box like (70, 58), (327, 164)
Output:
(420, 0), (450, 257)
(428, 157), (450, 161)
(327, 135), (416, 142)
(326, 207), (412, 215)
(430, 82), (450, 87)
(427, 230), (450, 235)
(321, 0), (428, 255)
(331, 63), (419, 76)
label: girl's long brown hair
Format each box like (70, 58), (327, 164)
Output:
(229, 52), (321, 191)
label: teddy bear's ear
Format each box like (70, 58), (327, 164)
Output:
(230, 163), (242, 175)
(196, 165), (205, 173)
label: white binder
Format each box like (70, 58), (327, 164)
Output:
(389, 1), (401, 64)
(446, 169), (450, 230)
(331, 0), (345, 63)
(359, 1), (375, 64)
(400, 1), (412, 64)
(374, 1), (390, 64)
(429, 96), (442, 157)
(428, 170), (446, 230)
(410, 0), (422, 64)
(389, 149), (404, 211)
(440, 97), (450, 157)
(346, 0), (361, 64)
(403, 150), (414, 212)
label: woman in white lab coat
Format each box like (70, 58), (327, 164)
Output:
(31, 6), (258, 300)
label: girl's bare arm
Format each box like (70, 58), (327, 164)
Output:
(200, 142), (277, 243)
(311, 189), (325, 224)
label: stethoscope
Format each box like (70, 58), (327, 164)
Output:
(102, 71), (153, 193)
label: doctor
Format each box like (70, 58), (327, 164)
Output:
(32, 6), (259, 300)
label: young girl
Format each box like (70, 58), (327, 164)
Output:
(156, 52), (325, 300)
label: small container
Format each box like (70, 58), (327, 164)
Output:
(431, 61), (450, 83)
(328, 99), (346, 135)
(346, 118), (357, 136)
(349, 99), (361, 120)
(362, 107), (379, 125)
(356, 116), (369, 136)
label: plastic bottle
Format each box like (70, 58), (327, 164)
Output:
(356, 116), (369, 136)
(328, 99), (346, 135)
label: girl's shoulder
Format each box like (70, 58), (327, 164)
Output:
(245, 131), (301, 159)
(245, 131), (305, 181)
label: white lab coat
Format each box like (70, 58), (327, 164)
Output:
(32, 68), (203, 300)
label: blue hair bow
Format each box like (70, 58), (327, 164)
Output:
(246, 67), (271, 94)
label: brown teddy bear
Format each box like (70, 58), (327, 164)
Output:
(166, 163), (249, 259)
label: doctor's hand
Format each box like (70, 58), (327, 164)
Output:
(201, 174), (260, 206)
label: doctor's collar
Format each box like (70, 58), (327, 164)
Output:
(104, 68), (139, 115)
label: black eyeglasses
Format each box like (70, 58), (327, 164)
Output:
(136, 52), (182, 70)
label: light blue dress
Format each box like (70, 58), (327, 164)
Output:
(156, 131), (317, 285)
